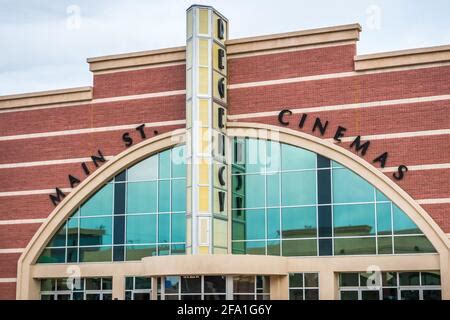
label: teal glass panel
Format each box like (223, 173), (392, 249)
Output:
(266, 141), (281, 172)
(79, 216), (112, 246)
(243, 241), (266, 255)
(37, 248), (65, 263)
(393, 205), (421, 234)
(245, 209), (265, 240)
(67, 217), (79, 247)
(282, 207), (317, 239)
(376, 203), (392, 235)
(159, 150), (171, 179)
(158, 214), (170, 243)
(172, 213), (186, 243)
(281, 144), (316, 170)
(232, 211), (246, 241)
(267, 208), (280, 239)
(126, 214), (157, 244)
(332, 161), (343, 168)
(126, 245), (157, 261)
(244, 174), (265, 208)
(80, 184), (113, 216)
(394, 235), (436, 253)
(332, 168), (374, 203)
(79, 246), (112, 262)
(48, 222), (66, 247)
(376, 190), (389, 202)
(334, 237), (376, 255)
(158, 180), (170, 212)
(333, 204), (375, 236)
(232, 241), (245, 254)
(281, 171), (316, 206)
(282, 239), (317, 256)
(127, 155), (158, 181)
(171, 145), (186, 178)
(267, 240), (280, 256)
(378, 237), (393, 254)
(266, 173), (280, 207)
(245, 138), (266, 174)
(127, 181), (157, 213)
(171, 243), (186, 255)
(172, 179), (186, 212)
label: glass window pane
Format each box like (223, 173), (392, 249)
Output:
(333, 204), (375, 236)
(332, 168), (374, 203)
(382, 272), (397, 287)
(393, 205), (421, 234)
(266, 173), (280, 207)
(423, 290), (441, 300)
(126, 214), (157, 244)
(281, 144), (316, 170)
(267, 208), (280, 239)
(340, 273), (359, 287)
(394, 235), (436, 254)
(246, 209), (265, 240)
(127, 155), (158, 181)
(159, 150), (170, 179)
(172, 213), (186, 243)
(172, 145), (186, 178)
(135, 277), (152, 290)
(304, 273), (319, 288)
(79, 216), (112, 246)
(289, 273), (303, 287)
(172, 179), (186, 212)
(80, 184), (113, 216)
(334, 237), (376, 255)
(282, 239), (317, 256)
(158, 180), (170, 212)
(48, 223), (66, 247)
(181, 276), (201, 293)
(126, 245), (157, 260)
(400, 290), (419, 300)
(127, 182), (157, 213)
(41, 279), (56, 291)
(244, 241), (266, 255)
(134, 292), (150, 300)
(234, 276), (255, 294)
(204, 276), (226, 293)
(282, 207), (317, 239)
(361, 291), (379, 300)
(165, 276), (180, 294)
(267, 240), (280, 256)
(377, 236), (393, 254)
(244, 174), (265, 208)
(79, 246), (112, 262)
(340, 291), (358, 300)
(125, 277), (133, 290)
(158, 214), (170, 243)
(376, 203), (392, 235)
(67, 217), (79, 247)
(421, 272), (440, 286)
(376, 190), (389, 202)
(289, 289), (303, 300)
(399, 272), (420, 286)
(382, 288), (398, 300)
(305, 289), (319, 300)
(266, 141), (281, 172)
(281, 171), (316, 206)
(245, 139), (266, 174)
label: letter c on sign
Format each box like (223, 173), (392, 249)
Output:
(218, 166), (226, 186)
(218, 78), (225, 99)
(278, 109), (292, 125)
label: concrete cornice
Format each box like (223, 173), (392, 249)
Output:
(355, 44), (450, 71)
(0, 86), (92, 110)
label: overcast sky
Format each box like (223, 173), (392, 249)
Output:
(1, 0), (449, 95)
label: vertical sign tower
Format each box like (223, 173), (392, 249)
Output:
(185, 5), (229, 254)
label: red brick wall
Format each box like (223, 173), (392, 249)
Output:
(0, 42), (448, 299)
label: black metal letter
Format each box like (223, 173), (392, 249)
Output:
(218, 77), (225, 98)
(373, 152), (388, 168)
(217, 19), (224, 39)
(218, 191), (226, 212)
(218, 48), (225, 70)
(278, 109), (292, 126)
(218, 166), (226, 186)
(350, 136), (370, 156)
(68, 175), (81, 188)
(91, 150), (106, 168)
(135, 124), (146, 139)
(299, 113), (308, 128)
(218, 107), (225, 129)
(122, 132), (133, 147)
(334, 126), (347, 142)
(393, 165), (408, 180)
(312, 117), (329, 136)
(81, 162), (90, 176)
(49, 187), (66, 206)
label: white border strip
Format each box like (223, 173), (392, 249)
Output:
(0, 219), (45, 225)
(228, 94), (450, 120)
(0, 248), (24, 254)
(0, 278), (17, 283)
(381, 163), (450, 173)
(0, 156), (114, 169)
(417, 198), (450, 205)
(324, 128), (450, 143)
(0, 188), (72, 197)
(0, 119), (186, 141)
